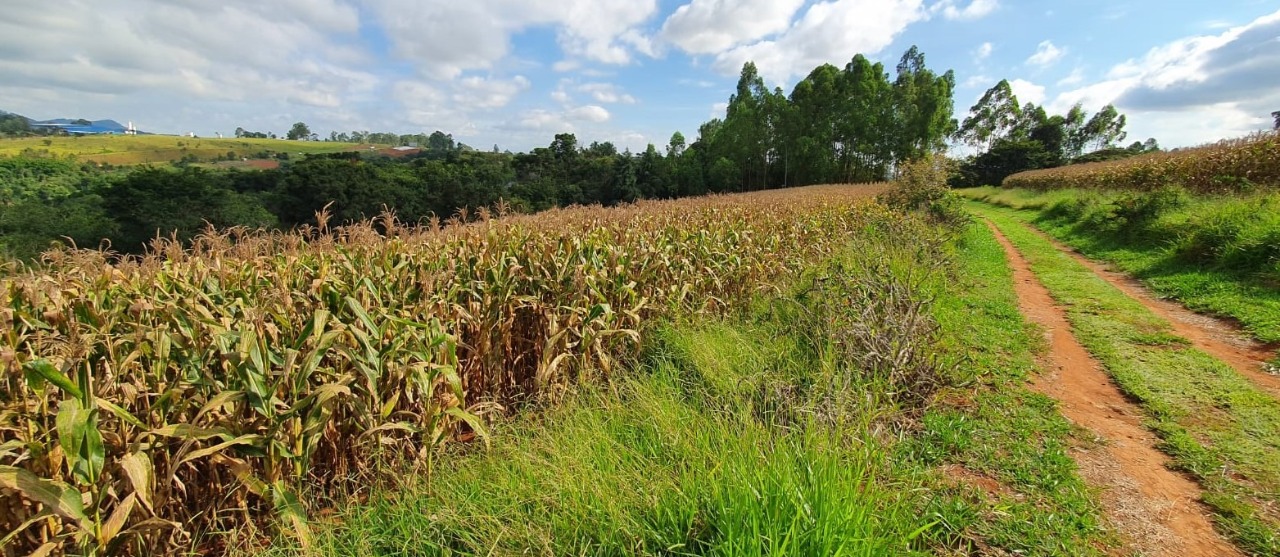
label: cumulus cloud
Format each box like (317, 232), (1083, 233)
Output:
(568, 105), (611, 123)
(1008, 78), (1046, 106)
(0, 0), (368, 95)
(579, 83), (638, 104)
(933, 0), (998, 21)
(549, 80), (638, 106)
(1048, 9), (1280, 146)
(1057, 67), (1085, 87)
(503, 104), (611, 133)
(1026, 40), (1065, 67)
(0, 0), (378, 133)
(661, 0), (806, 54)
(974, 42), (994, 62)
(364, 0), (660, 78)
(454, 76), (532, 109)
(709, 0), (927, 84)
(962, 74), (993, 89)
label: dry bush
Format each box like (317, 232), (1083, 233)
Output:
(0, 184), (888, 555)
(808, 218), (954, 409)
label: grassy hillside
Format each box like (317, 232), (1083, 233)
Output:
(0, 135), (377, 165)
(961, 186), (1280, 343)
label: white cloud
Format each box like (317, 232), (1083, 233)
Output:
(933, 0), (998, 21)
(393, 80), (477, 135)
(552, 60), (581, 73)
(710, 102), (729, 119)
(974, 41), (994, 62)
(1057, 67), (1085, 87)
(364, 0), (660, 79)
(1026, 40), (1065, 67)
(568, 105), (611, 123)
(677, 78), (717, 88)
(0, 0), (377, 133)
(550, 80), (637, 105)
(1007, 78), (1045, 106)
(579, 83), (637, 104)
(453, 75), (532, 109)
(505, 104), (611, 133)
(962, 74), (993, 89)
(661, 0), (806, 54)
(711, 0), (927, 84)
(1048, 9), (1280, 147)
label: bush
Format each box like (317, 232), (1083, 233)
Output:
(1177, 195), (1280, 273)
(882, 154), (968, 226)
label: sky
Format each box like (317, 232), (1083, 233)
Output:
(1, 0), (1278, 153)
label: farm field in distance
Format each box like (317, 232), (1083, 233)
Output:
(0, 134), (377, 166)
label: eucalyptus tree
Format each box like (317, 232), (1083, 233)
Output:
(956, 80), (1022, 150)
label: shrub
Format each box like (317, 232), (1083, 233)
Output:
(883, 154), (968, 226)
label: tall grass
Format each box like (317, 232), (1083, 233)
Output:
(0, 185), (888, 555)
(258, 214), (957, 556)
(962, 186), (1280, 343)
(1004, 131), (1280, 194)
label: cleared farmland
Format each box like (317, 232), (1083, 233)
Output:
(0, 135), (374, 166)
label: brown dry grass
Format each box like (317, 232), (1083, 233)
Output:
(1005, 132), (1280, 193)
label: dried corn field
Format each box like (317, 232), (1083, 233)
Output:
(0, 183), (889, 556)
(1005, 131), (1280, 193)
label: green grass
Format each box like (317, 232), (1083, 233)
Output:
(976, 205), (1280, 554)
(259, 325), (929, 556)
(253, 222), (1115, 557)
(961, 186), (1280, 344)
(0, 135), (374, 165)
(901, 222), (1112, 555)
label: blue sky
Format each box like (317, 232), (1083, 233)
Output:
(2, 0), (1278, 153)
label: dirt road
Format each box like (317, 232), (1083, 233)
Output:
(987, 221), (1243, 557)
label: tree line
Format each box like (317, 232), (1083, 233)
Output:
(1, 47), (961, 260)
(951, 79), (1157, 187)
(1, 46), (1165, 261)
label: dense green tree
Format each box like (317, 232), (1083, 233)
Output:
(722, 62), (770, 190)
(427, 131), (456, 152)
(287, 122), (312, 141)
(957, 80), (1022, 149)
(1081, 105), (1128, 151)
(0, 46), (987, 258)
(666, 132), (686, 158)
(636, 144), (671, 198)
(890, 46), (957, 163)
(954, 87), (1140, 187)
(0, 194), (116, 258)
(101, 167), (276, 250)
(787, 63), (842, 185)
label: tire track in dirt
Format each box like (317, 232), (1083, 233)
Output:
(1020, 224), (1280, 398)
(986, 221), (1243, 557)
